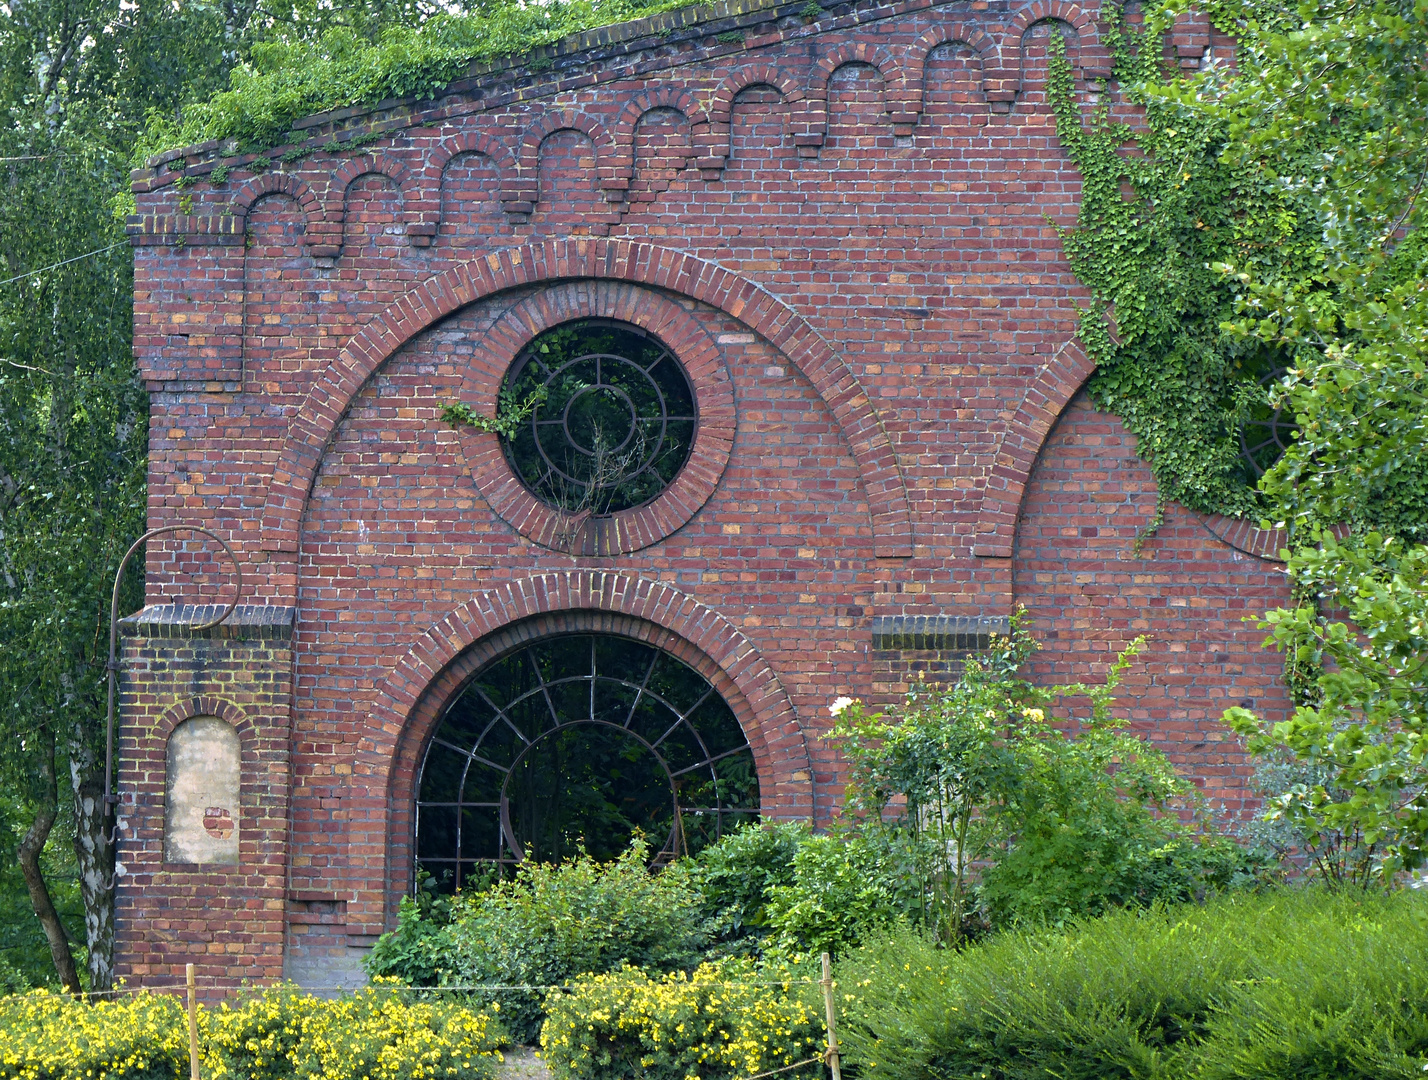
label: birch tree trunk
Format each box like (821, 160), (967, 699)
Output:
(71, 728), (115, 994)
(17, 735), (82, 995)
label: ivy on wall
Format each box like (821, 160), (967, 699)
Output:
(1046, 15), (1324, 520)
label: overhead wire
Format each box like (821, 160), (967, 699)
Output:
(0, 240), (129, 288)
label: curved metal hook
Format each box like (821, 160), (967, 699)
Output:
(104, 526), (243, 836)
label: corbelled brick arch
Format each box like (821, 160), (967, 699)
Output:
(984, 0), (1108, 109)
(610, 87), (710, 186)
(804, 42), (913, 144)
(323, 153), (428, 249)
(258, 237), (914, 562)
(509, 109), (625, 209)
(902, 22), (996, 118)
(701, 63), (806, 168)
(231, 172), (324, 244)
(342, 570), (815, 934)
(426, 130), (521, 221)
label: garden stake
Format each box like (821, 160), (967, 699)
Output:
(821, 952), (842, 1080)
(186, 963), (201, 1080)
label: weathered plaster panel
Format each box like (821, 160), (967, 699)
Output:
(165, 716), (240, 865)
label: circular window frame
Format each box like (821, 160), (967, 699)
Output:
(455, 283), (735, 555)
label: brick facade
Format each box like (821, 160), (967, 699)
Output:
(118, 0), (1282, 988)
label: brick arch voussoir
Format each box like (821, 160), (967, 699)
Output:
(612, 88), (708, 183)
(362, 580), (815, 930)
(974, 339), (1095, 558)
(513, 109), (622, 204)
(151, 696), (255, 748)
(231, 173), (324, 245)
(704, 64), (805, 164)
(359, 573), (811, 802)
(259, 239), (912, 560)
(904, 23), (995, 115)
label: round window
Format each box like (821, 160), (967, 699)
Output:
(415, 634), (760, 888)
(501, 320), (697, 516)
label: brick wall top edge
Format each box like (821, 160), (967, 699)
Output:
(870, 614), (1013, 636)
(137, 0), (929, 175)
(119, 604), (296, 640)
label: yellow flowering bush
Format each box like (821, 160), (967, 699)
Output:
(0, 984), (505, 1080)
(0, 989), (188, 1080)
(540, 960), (826, 1080)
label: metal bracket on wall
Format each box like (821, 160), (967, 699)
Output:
(104, 526), (243, 839)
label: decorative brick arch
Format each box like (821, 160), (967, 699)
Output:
(702, 64), (806, 167)
(804, 43), (913, 142)
(510, 110), (624, 209)
(230, 173), (324, 244)
(973, 340), (1290, 561)
(974, 338), (1095, 558)
(984, 0), (1109, 109)
(611, 88), (709, 186)
(259, 238), (913, 561)
(455, 280), (736, 555)
(321, 153), (428, 253)
(345, 571), (815, 932)
(427, 130), (520, 220)
(151, 696), (254, 745)
(903, 23), (996, 117)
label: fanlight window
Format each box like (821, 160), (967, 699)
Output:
(501, 320), (697, 516)
(415, 634), (759, 890)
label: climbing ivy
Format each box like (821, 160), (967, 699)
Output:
(1046, 16), (1325, 519)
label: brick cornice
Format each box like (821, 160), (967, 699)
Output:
(259, 238), (913, 562)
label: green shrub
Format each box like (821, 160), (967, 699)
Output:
(764, 830), (922, 957)
(827, 615), (1263, 937)
(364, 869), (466, 986)
(689, 820), (806, 954)
(439, 840), (707, 1042)
(540, 958), (825, 1080)
(838, 887), (1428, 1080)
(0, 984), (505, 1080)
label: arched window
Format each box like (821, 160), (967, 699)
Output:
(165, 716), (240, 865)
(415, 634), (759, 888)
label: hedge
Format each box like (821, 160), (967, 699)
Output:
(838, 887), (1428, 1080)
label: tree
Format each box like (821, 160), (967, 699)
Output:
(1182, 0), (1428, 880)
(0, 0), (465, 993)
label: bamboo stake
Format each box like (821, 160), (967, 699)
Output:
(820, 952), (842, 1080)
(186, 963), (201, 1080)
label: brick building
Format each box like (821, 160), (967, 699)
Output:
(117, 0), (1288, 989)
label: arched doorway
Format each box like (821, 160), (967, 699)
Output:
(414, 633), (760, 888)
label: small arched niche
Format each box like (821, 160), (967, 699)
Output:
(165, 716), (241, 865)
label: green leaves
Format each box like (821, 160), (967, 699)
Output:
(134, 0), (711, 162)
(1047, 22), (1318, 518)
(826, 616), (1245, 937)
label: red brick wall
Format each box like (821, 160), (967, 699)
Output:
(118, 0), (1274, 986)
(1012, 393), (1291, 815)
